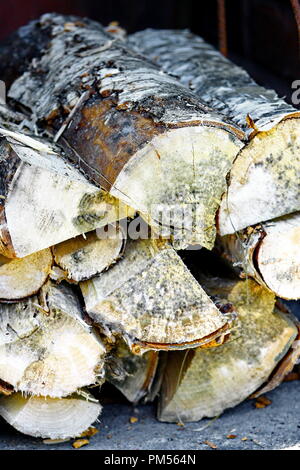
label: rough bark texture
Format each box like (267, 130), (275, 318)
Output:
(128, 29), (299, 135)
(129, 29), (300, 234)
(219, 212), (300, 299)
(80, 238), (235, 352)
(0, 105), (131, 258)
(158, 278), (298, 423)
(0, 281), (106, 397)
(0, 392), (101, 439)
(5, 13), (243, 249)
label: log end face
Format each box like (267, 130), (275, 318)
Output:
(219, 118), (300, 235)
(110, 126), (242, 249)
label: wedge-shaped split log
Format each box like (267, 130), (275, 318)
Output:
(5, 13), (243, 249)
(0, 281), (105, 397)
(0, 392), (101, 439)
(129, 29), (300, 234)
(105, 339), (159, 403)
(158, 278), (298, 422)
(0, 105), (132, 258)
(52, 225), (125, 283)
(220, 212), (300, 299)
(81, 239), (235, 352)
(0, 248), (52, 300)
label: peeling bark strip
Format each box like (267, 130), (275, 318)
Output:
(6, 14), (243, 250)
(129, 29), (300, 234)
(0, 281), (106, 397)
(158, 278), (298, 423)
(220, 212), (300, 300)
(0, 105), (132, 258)
(80, 238), (236, 352)
(0, 392), (101, 439)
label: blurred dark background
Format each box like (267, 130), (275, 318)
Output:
(0, 0), (299, 104)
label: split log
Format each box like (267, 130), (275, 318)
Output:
(80, 238), (236, 352)
(252, 301), (300, 398)
(0, 281), (106, 397)
(0, 105), (132, 258)
(129, 29), (300, 235)
(0, 248), (52, 300)
(158, 278), (298, 422)
(4, 13), (243, 250)
(0, 392), (101, 439)
(52, 225), (125, 283)
(105, 340), (159, 403)
(219, 212), (300, 299)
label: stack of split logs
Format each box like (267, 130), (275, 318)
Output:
(0, 13), (299, 440)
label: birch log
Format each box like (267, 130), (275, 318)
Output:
(52, 225), (125, 283)
(129, 29), (300, 234)
(80, 238), (236, 352)
(0, 392), (101, 439)
(220, 212), (300, 299)
(0, 281), (106, 397)
(105, 340), (159, 403)
(0, 105), (132, 258)
(3, 13), (244, 250)
(158, 278), (298, 422)
(0, 248), (52, 300)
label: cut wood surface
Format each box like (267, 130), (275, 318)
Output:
(0, 105), (132, 258)
(158, 278), (298, 422)
(129, 29), (300, 235)
(0, 248), (52, 301)
(5, 13), (243, 249)
(220, 212), (300, 299)
(81, 238), (235, 352)
(106, 340), (159, 403)
(0, 392), (101, 439)
(52, 225), (125, 282)
(0, 281), (106, 397)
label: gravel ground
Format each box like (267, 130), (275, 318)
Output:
(0, 380), (299, 450)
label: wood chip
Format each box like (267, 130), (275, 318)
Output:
(43, 438), (70, 444)
(203, 440), (218, 449)
(72, 438), (89, 449)
(255, 396), (272, 408)
(129, 416), (138, 424)
(79, 426), (99, 438)
(283, 371), (300, 382)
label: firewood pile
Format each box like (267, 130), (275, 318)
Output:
(0, 13), (299, 441)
